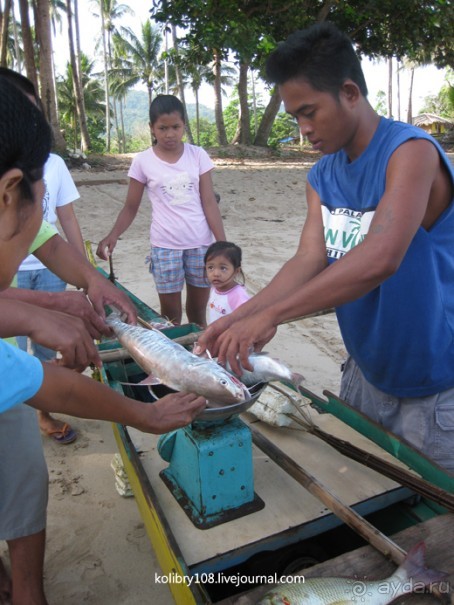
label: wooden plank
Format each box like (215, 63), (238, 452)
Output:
(219, 514), (454, 604)
(126, 400), (405, 569)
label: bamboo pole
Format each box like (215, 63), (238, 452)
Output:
(250, 424), (407, 566)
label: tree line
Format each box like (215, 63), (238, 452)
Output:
(0, 0), (452, 155)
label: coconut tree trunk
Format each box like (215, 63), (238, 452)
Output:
(171, 24), (193, 144)
(254, 87), (281, 147)
(35, 0), (66, 152)
(66, 0), (90, 151)
(11, 1), (22, 71)
(213, 48), (227, 146)
(231, 61), (251, 145)
(407, 67), (415, 124)
(195, 87), (200, 146)
(17, 0), (38, 89)
(387, 57), (393, 118)
(0, 0), (11, 66)
(99, 0), (110, 151)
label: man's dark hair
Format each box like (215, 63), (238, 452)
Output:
(266, 22), (368, 98)
(0, 76), (51, 202)
(149, 94), (185, 125)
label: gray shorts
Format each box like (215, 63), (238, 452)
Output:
(340, 356), (454, 473)
(0, 404), (48, 540)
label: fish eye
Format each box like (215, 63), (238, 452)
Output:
(220, 379), (227, 386)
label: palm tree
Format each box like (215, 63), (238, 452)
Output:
(17, 0), (38, 89)
(57, 53), (104, 150)
(91, 0), (133, 151)
(66, 0), (90, 150)
(0, 0), (11, 66)
(111, 20), (163, 106)
(35, 0), (66, 151)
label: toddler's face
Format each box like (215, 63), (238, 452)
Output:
(205, 254), (239, 292)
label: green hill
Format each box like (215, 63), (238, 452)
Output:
(123, 90), (215, 134)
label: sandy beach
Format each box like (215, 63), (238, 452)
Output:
(2, 154), (348, 604)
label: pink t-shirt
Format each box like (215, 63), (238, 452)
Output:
(207, 284), (251, 324)
(128, 143), (215, 249)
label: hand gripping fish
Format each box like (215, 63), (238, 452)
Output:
(257, 542), (447, 605)
(106, 312), (250, 405)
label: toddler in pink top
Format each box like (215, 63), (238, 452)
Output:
(205, 242), (250, 325)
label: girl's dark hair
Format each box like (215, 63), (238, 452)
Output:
(149, 94), (185, 125)
(0, 76), (51, 202)
(205, 241), (242, 267)
(266, 22), (368, 98)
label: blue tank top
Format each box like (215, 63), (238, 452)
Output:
(308, 117), (454, 397)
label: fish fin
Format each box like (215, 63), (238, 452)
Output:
(138, 375), (162, 386)
(400, 542), (448, 586)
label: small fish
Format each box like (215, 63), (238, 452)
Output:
(106, 312), (249, 405)
(225, 353), (304, 388)
(257, 542), (447, 605)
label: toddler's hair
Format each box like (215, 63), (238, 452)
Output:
(204, 241), (245, 284)
(149, 94), (185, 125)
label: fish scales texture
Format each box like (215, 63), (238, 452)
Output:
(257, 542), (447, 605)
(107, 314), (249, 404)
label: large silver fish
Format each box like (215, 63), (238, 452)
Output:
(225, 353), (304, 388)
(257, 542), (446, 605)
(106, 313), (250, 405)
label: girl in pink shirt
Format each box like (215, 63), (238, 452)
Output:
(205, 242), (250, 325)
(97, 95), (225, 326)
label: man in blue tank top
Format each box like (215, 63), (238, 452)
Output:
(198, 22), (454, 472)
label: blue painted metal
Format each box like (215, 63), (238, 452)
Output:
(158, 417), (264, 528)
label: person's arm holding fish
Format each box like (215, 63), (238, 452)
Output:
(27, 360), (207, 433)
(0, 297), (101, 371)
(96, 178), (145, 261)
(196, 188), (328, 374)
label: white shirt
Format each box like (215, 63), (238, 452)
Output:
(19, 154), (79, 271)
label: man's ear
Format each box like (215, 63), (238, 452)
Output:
(341, 80), (361, 105)
(0, 168), (24, 240)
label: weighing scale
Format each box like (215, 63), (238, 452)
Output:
(157, 383), (268, 529)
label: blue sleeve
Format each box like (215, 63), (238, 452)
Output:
(0, 341), (44, 412)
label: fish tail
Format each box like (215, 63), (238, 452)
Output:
(291, 371), (304, 387)
(400, 542), (448, 587)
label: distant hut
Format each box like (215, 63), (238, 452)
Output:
(413, 113), (454, 136)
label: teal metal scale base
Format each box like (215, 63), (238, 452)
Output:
(158, 414), (265, 529)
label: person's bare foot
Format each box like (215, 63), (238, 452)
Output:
(0, 557), (12, 605)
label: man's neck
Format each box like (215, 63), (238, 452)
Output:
(344, 104), (381, 162)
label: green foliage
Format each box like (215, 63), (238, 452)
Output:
(268, 112), (300, 148)
(56, 54), (105, 151)
(421, 69), (454, 117)
(374, 91), (387, 116)
(150, 0), (454, 69)
(189, 117), (218, 147)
